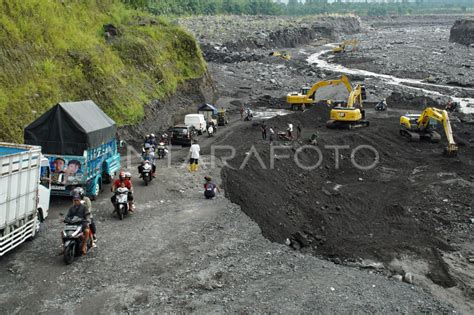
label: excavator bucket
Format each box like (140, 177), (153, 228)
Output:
(443, 144), (458, 157)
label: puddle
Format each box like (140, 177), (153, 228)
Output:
(253, 107), (292, 119)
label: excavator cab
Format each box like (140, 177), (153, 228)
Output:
(300, 87), (310, 97)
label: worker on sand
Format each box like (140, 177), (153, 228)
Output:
(261, 122), (267, 140)
(310, 131), (319, 145)
(204, 176), (220, 199)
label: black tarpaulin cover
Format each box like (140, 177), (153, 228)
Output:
(24, 100), (116, 155)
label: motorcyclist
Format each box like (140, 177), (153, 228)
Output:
(71, 187), (96, 245)
(160, 132), (169, 145)
(148, 133), (158, 148)
(375, 99), (387, 111)
(144, 134), (150, 146)
(138, 144), (156, 177)
(207, 123), (214, 137)
(245, 107), (253, 120)
(111, 171), (134, 212)
(65, 194), (91, 255)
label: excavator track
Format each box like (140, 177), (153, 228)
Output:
(327, 120), (369, 129)
(399, 129), (420, 141)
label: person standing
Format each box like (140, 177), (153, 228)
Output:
(287, 123), (293, 139)
(261, 122), (267, 140)
(296, 124), (302, 139)
(240, 105), (244, 120)
(310, 130), (319, 145)
(189, 139), (200, 172)
(269, 126), (275, 145)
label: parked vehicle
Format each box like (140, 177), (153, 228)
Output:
(62, 216), (93, 264)
(24, 101), (121, 199)
(171, 125), (196, 146)
(184, 114), (206, 135)
(217, 109), (229, 126)
(197, 103), (218, 126)
(113, 187), (129, 220)
(0, 142), (51, 257)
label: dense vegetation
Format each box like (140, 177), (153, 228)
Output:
(0, 0), (206, 142)
(125, 0), (474, 16)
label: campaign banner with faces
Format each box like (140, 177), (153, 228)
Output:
(47, 156), (86, 187)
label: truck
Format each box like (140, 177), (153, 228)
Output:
(24, 100), (121, 198)
(0, 142), (51, 256)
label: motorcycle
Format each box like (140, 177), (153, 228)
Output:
(160, 133), (169, 145)
(141, 161), (153, 185)
(375, 100), (387, 111)
(208, 125), (214, 137)
(113, 187), (129, 220)
(244, 110), (253, 121)
(62, 216), (92, 265)
(157, 142), (167, 159)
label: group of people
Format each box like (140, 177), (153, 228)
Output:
(239, 105), (253, 121)
(64, 170), (136, 255)
(63, 128), (223, 256)
(260, 122), (303, 144)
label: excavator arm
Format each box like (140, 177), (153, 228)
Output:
(417, 108), (457, 154)
(305, 75), (353, 101)
(287, 75), (353, 110)
(347, 85), (364, 108)
(332, 39), (359, 54)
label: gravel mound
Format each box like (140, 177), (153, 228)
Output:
(450, 19), (474, 46)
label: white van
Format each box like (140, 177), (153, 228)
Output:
(184, 114), (207, 134)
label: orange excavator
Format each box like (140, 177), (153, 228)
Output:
(286, 75), (352, 111)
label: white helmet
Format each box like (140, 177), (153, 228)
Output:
(124, 172), (132, 178)
(150, 133), (155, 138)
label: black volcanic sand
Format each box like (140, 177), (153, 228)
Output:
(221, 104), (474, 288)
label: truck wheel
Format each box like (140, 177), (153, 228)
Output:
(103, 173), (112, 184)
(64, 243), (75, 265)
(90, 181), (101, 201)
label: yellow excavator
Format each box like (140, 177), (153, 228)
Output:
(269, 51), (291, 61)
(399, 107), (458, 156)
(326, 84), (369, 129)
(286, 75), (352, 111)
(332, 39), (359, 54)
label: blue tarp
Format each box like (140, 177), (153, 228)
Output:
(0, 146), (27, 157)
(197, 103), (218, 114)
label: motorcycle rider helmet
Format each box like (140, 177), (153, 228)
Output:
(204, 176), (212, 181)
(124, 172), (132, 179)
(71, 187), (85, 199)
(119, 171), (126, 180)
(150, 133), (155, 138)
(144, 143), (151, 150)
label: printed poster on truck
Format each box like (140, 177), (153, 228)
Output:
(47, 156), (86, 189)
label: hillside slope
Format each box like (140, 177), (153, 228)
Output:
(0, 0), (207, 142)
